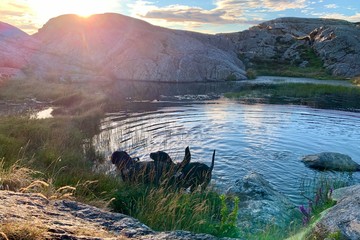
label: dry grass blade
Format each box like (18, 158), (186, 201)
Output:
(0, 159), (36, 191)
(0, 221), (46, 240)
(0, 232), (9, 240)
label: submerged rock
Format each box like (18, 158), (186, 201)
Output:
(227, 172), (297, 234)
(310, 185), (360, 240)
(301, 152), (360, 172)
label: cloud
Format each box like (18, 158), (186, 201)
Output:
(0, 1), (38, 33)
(322, 12), (360, 22)
(262, 0), (307, 11)
(324, 4), (338, 9)
(131, 0), (308, 26)
(142, 5), (236, 24)
(129, 0), (306, 25)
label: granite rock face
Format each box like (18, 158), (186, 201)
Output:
(0, 22), (39, 80)
(310, 185), (360, 240)
(2, 16), (360, 82)
(227, 172), (297, 234)
(223, 17), (360, 78)
(301, 152), (360, 171)
(0, 14), (246, 83)
(32, 13), (246, 82)
(0, 190), (225, 240)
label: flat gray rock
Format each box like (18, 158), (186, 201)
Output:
(301, 152), (360, 172)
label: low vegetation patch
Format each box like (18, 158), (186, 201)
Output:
(225, 83), (360, 111)
(352, 76), (360, 86)
(246, 46), (345, 80)
(0, 221), (46, 240)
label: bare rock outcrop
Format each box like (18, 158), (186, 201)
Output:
(0, 22), (39, 80)
(0, 190), (223, 240)
(223, 17), (360, 78)
(310, 185), (360, 239)
(32, 13), (246, 82)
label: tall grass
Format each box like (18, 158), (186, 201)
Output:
(111, 185), (242, 238)
(225, 83), (360, 111)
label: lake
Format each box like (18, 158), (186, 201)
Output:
(92, 99), (360, 206)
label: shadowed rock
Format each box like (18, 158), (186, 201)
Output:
(302, 152), (360, 172)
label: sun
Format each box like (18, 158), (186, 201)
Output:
(28, 0), (119, 22)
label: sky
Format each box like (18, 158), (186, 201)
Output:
(1, 0), (360, 34)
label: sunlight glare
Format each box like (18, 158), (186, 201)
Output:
(28, 0), (119, 23)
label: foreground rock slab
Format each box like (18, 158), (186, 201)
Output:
(227, 172), (297, 234)
(0, 191), (223, 240)
(311, 185), (360, 240)
(301, 152), (360, 172)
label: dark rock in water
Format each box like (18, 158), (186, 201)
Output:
(227, 172), (297, 234)
(310, 185), (360, 240)
(302, 152), (360, 172)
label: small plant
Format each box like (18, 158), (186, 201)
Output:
(246, 68), (257, 79)
(226, 73), (237, 81)
(352, 76), (360, 85)
(299, 176), (341, 226)
(215, 194), (240, 238)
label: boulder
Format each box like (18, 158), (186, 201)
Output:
(310, 185), (360, 240)
(0, 190), (227, 240)
(227, 172), (297, 234)
(301, 152), (360, 172)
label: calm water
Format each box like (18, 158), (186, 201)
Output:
(93, 100), (360, 205)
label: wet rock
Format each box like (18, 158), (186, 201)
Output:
(227, 172), (297, 234)
(301, 152), (360, 172)
(0, 190), (228, 240)
(310, 185), (360, 240)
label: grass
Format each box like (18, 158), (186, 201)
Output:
(286, 175), (352, 240)
(111, 184), (242, 237)
(0, 80), (245, 238)
(247, 45), (345, 80)
(0, 221), (46, 240)
(225, 83), (360, 111)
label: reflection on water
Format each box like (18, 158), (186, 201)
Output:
(30, 107), (54, 119)
(93, 100), (360, 205)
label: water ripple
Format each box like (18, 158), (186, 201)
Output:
(93, 101), (360, 205)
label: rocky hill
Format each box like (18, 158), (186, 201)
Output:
(222, 17), (360, 78)
(5, 13), (246, 82)
(0, 22), (39, 80)
(1, 15), (360, 82)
